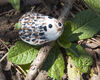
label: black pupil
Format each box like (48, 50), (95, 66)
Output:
(48, 24), (52, 28)
(58, 22), (62, 26)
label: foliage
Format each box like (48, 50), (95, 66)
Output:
(7, 0), (100, 80)
(67, 44), (93, 73)
(67, 57), (83, 80)
(8, 41), (39, 64)
(84, 0), (100, 13)
(41, 46), (65, 80)
(14, 23), (21, 30)
(67, 9), (100, 41)
(57, 21), (72, 48)
(8, 0), (20, 11)
(8, 41), (65, 80)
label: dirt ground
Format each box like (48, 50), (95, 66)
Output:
(0, 0), (100, 80)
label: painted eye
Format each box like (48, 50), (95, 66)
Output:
(48, 24), (53, 28)
(58, 22), (62, 27)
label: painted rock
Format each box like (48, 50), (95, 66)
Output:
(19, 12), (63, 45)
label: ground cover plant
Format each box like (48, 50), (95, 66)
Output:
(0, 0), (100, 80)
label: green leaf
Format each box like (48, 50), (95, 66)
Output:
(57, 21), (72, 48)
(8, 41), (39, 65)
(20, 63), (31, 73)
(9, 0), (20, 11)
(67, 44), (93, 73)
(68, 9), (100, 41)
(84, 0), (100, 13)
(41, 45), (65, 80)
(14, 23), (21, 30)
(67, 57), (83, 80)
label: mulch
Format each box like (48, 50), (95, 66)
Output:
(0, 0), (100, 80)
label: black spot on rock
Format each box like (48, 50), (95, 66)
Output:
(37, 13), (39, 16)
(24, 35), (29, 37)
(39, 33), (44, 36)
(32, 39), (36, 42)
(32, 33), (36, 36)
(40, 30), (44, 32)
(22, 23), (26, 26)
(35, 24), (38, 26)
(26, 38), (30, 41)
(40, 36), (46, 39)
(58, 22), (62, 26)
(21, 36), (26, 39)
(39, 26), (42, 29)
(32, 22), (35, 24)
(28, 29), (32, 32)
(48, 24), (52, 28)
(43, 26), (47, 31)
(32, 26), (35, 28)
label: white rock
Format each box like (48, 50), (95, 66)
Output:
(19, 12), (63, 45)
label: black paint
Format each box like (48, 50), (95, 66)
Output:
(32, 33), (36, 36)
(48, 24), (52, 28)
(32, 39), (36, 42)
(58, 22), (62, 26)
(40, 36), (46, 39)
(26, 38), (30, 41)
(39, 26), (42, 29)
(28, 29), (32, 31)
(43, 26), (47, 31)
(21, 36), (26, 39)
(39, 33), (44, 36)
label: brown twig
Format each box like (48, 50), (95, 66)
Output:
(35, 70), (49, 80)
(0, 39), (23, 80)
(0, 52), (8, 63)
(25, 0), (75, 80)
(58, 0), (75, 22)
(25, 42), (54, 80)
(0, 39), (9, 51)
(0, 39), (9, 63)
(91, 38), (100, 45)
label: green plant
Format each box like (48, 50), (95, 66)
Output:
(8, 0), (100, 80)
(9, 0), (20, 11)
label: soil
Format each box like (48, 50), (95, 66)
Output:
(0, 4), (20, 42)
(0, 0), (100, 80)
